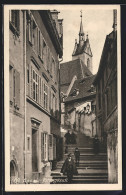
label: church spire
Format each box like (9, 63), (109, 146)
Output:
(79, 10), (85, 45)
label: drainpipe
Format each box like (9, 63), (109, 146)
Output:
(58, 56), (63, 126)
(23, 10), (27, 182)
(58, 56), (63, 159)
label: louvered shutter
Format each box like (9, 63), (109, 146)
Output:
(41, 79), (43, 107)
(30, 65), (33, 98)
(47, 86), (49, 111)
(39, 77), (41, 105)
(14, 70), (20, 109)
(48, 134), (53, 161)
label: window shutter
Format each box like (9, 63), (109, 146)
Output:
(48, 134), (53, 161)
(40, 33), (43, 59)
(49, 88), (51, 111)
(41, 133), (44, 161)
(9, 66), (13, 103)
(47, 86), (49, 111)
(17, 11), (20, 32)
(14, 70), (20, 109)
(30, 65), (33, 98)
(39, 77), (41, 105)
(53, 137), (56, 160)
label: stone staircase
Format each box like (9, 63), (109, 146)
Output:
(51, 133), (108, 184)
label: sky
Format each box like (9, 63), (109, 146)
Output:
(58, 9), (114, 74)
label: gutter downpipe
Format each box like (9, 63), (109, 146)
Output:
(23, 10), (27, 182)
(58, 57), (63, 134)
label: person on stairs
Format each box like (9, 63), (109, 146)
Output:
(61, 153), (78, 183)
(93, 135), (99, 154)
(74, 147), (80, 166)
(64, 130), (71, 144)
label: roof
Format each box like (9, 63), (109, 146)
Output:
(64, 75), (96, 103)
(72, 39), (93, 57)
(60, 59), (93, 94)
(60, 58), (92, 84)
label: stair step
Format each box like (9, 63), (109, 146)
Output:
(52, 175), (108, 178)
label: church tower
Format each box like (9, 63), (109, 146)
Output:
(72, 11), (93, 73)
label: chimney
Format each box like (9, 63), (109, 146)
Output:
(113, 9), (117, 31)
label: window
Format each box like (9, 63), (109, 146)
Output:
(87, 58), (90, 69)
(43, 40), (47, 69)
(27, 13), (32, 43)
(32, 21), (38, 52)
(27, 135), (31, 151)
(27, 65), (29, 84)
(44, 83), (48, 110)
(48, 134), (53, 160)
(32, 70), (38, 102)
(38, 30), (43, 58)
(9, 65), (13, 105)
(52, 58), (55, 80)
(41, 133), (48, 161)
(53, 136), (56, 160)
(9, 10), (20, 33)
(10, 65), (20, 109)
(47, 47), (51, 72)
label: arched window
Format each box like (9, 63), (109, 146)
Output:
(87, 58), (90, 69)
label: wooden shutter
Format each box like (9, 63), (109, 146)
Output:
(30, 65), (33, 98)
(39, 77), (41, 105)
(48, 134), (53, 161)
(40, 33), (43, 59)
(14, 69), (20, 109)
(41, 133), (44, 162)
(9, 66), (13, 103)
(53, 137), (56, 160)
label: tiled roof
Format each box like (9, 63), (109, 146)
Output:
(60, 59), (92, 90)
(64, 75), (96, 102)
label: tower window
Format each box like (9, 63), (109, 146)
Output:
(87, 58), (90, 69)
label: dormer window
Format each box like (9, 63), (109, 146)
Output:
(71, 89), (79, 97)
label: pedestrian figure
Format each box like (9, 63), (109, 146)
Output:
(64, 130), (71, 144)
(61, 153), (78, 183)
(71, 131), (77, 144)
(93, 135), (99, 154)
(74, 147), (80, 166)
(65, 146), (68, 154)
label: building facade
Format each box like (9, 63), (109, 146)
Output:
(9, 10), (63, 183)
(9, 10), (25, 184)
(93, 10), (117, 183)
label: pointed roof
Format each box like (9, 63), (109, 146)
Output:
(79, 10), (84, 35)
(72, 39), (93, 57)
(79, 20), (84, 35)
(60, 59), (93, 94)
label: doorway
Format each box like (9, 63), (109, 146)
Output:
(32, 129), (38, 172)
(10, 160), (18, 183)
